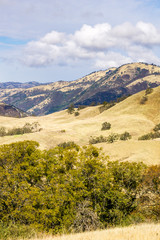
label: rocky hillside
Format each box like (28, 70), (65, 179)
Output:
(1, 62), (160, 115)
(0, 103), (28, 117)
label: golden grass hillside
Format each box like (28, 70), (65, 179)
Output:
(0, 86), (160, 165)
(30, 223), (160, 240)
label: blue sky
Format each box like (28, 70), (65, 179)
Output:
(1, 0), (160, 83)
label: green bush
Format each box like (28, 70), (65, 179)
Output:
(153, 123), (160, 132)
(58, 141), (78, 149)
(89, 133), (120, 144)
(99, 103), (115, 113)
(107, 133), (119, 143)
(119, 132), (132, 140)
(67, 103), (75, 114)
(101, 122), (111, 130)
(89, 135), (107, 144)
(78, 105), (87, 110)
(145, 88), (153, 95)
(60, 129), (66, 133)
(138, 131), (160, 140)
(0, 222), (36, 240)
(74, 111), (80, 116)
(0, 122), (41, 137)
(140, 96), (148, 104)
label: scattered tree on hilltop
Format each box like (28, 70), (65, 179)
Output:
(67, 103), (75, 114)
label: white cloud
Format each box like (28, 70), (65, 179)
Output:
(95, 52), (132, 69)
(21, 21), (160, 69)
(74, 23), (113, 50)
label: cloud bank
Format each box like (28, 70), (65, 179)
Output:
(22, 21), (160, 69)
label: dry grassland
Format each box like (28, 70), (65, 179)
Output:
(1, 86), (160, 165)
(30, 224), (160, 240)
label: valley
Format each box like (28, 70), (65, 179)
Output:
(0, 84), (160, 165)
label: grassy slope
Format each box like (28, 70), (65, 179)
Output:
(31, 223), (160, 240)
(0, 86), (160, 165)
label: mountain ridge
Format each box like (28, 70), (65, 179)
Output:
(1, 62), (160, 115)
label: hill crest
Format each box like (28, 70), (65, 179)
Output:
(1, 62), (160, 115)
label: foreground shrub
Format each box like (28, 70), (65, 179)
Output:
(0, 140), (159, 235)
(0, 222), (36, 240)
(137, 165), (160, 221)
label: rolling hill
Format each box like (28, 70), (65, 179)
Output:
(0, 85), (160, 165)
(1, 62), (160, 115)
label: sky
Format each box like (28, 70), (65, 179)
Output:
(1, 0), (160, 83)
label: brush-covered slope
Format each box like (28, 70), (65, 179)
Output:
(0, 85), (160, 165)
(1, 62), (160, 116)
(0, 69), (110, 115)
(0, 102), (28, 117)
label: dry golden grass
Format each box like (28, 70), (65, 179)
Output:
(0, 86), (160, 165)
(30, 223), (160, 240)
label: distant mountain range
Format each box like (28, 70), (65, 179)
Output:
(1, 62), (160, 116)
(0, 81), (41, 89)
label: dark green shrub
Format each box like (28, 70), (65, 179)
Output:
(138, 131), (160, 140)
(145, 88), (153, 95)
(60, 129), (66, 133)
(74, 111), (80, 116)
(140, 96), (148, 104)
(101, 122), (111, 130)
(67, 103), (75, 114)
(138, 133), (152, 140)
(58, 141), (78, 149)
(99, 103), (115, 113)
(0, 222), (36, 240)
(120, 132), (132, 141)
(153, 123), (160, 132)
(107, 133), (119, 143)
(89, 135), (107, 144)
(0, 122), (41, 137)
(78, 105), (87, 110)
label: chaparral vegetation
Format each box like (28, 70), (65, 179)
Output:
(0, 140), (159, 239)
